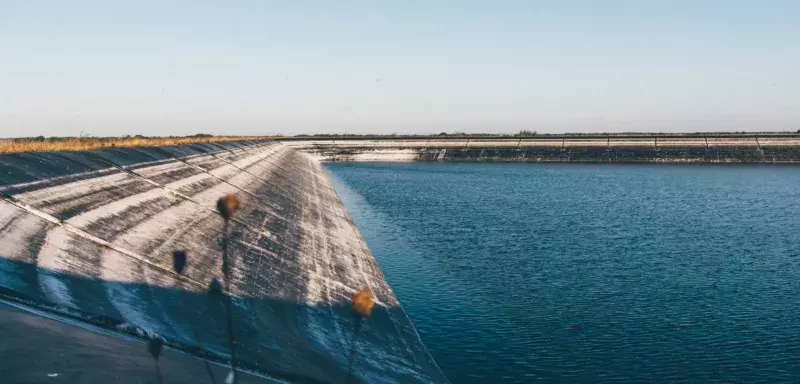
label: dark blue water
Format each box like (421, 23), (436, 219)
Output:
(325, 162), (800, 384)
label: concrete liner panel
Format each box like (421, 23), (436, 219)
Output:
(89, 147), (174, 167)
(763, 147), (800, 161)
(184, 142), (235, 154)
(0, 151), (114, 187)
(154, 144), (211, 158)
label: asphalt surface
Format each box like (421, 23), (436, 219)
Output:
(0, 300), (281, 384)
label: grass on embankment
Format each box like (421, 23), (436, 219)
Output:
(0, 135), (273, 154)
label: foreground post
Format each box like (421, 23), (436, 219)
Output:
(147, 338), (164, 384)
(346, 287), (375, 383)
(217, 194), (240, 384)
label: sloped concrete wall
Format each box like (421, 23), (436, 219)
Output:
(285, 137), (800, 163)
(0, 141), (448, 384)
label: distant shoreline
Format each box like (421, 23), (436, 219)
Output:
(284, 136), (800, 164)
(4, 131), (800, 154)
(277, 131), (800, 141)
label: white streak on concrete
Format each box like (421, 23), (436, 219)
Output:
(66, 188), (167, 228)
(0, 204), (47, 263)
(36, 227), (79, 309)
(15, 172), (132, 207)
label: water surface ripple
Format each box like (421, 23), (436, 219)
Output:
(326, 162), (800, 384)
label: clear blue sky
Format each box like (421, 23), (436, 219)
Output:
(1, 1), (798, 137)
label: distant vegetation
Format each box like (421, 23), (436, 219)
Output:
(0, 134), (271, 154)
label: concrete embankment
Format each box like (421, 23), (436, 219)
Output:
(284, 136), (800, 163)
(0, 141), (448, 383)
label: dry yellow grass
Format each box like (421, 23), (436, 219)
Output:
(0, 136), (271, 154)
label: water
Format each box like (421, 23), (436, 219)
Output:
(325, 162), (800, 384)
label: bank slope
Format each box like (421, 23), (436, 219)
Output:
(0, 140), (448, 384)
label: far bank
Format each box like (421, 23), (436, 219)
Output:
(282, 136), (800, 163)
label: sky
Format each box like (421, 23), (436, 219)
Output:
(0, 1), (798, 137)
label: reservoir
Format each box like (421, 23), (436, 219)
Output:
(326, 162), (800, 384)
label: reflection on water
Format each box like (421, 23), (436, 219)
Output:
(326, 162), (800, 384)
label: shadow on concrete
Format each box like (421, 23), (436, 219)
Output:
(0, 258), (445, 384)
